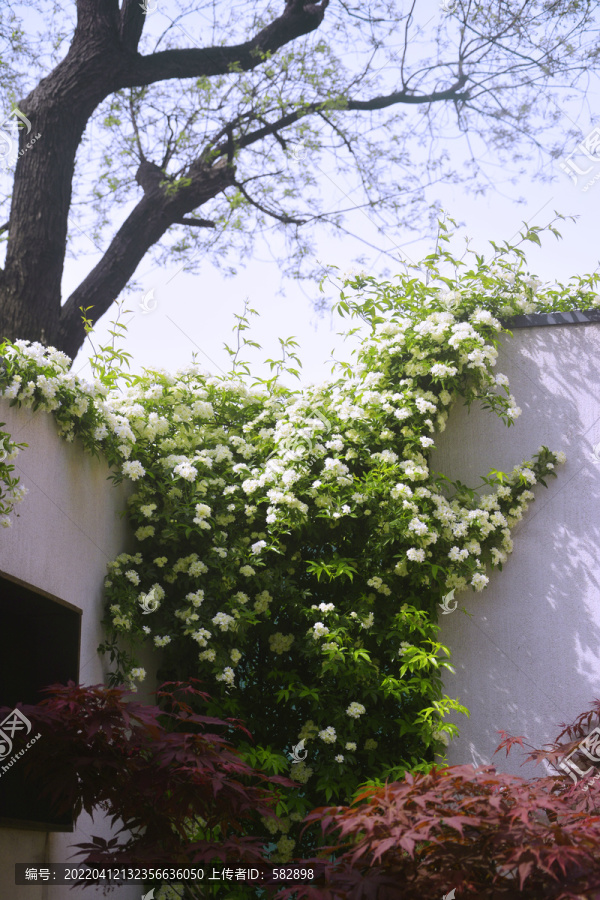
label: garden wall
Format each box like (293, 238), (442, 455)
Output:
(0, 400), (144, 900)
(2, 311), (599, 895)
(435, 311), (600, 781)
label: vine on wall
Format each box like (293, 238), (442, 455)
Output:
(1, 221), (598, 861)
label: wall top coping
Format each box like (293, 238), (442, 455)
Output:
(502, 309), (600, 329)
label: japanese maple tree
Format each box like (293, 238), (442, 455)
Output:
(282, 700), (600, 899)
(6, 680), (291, 870)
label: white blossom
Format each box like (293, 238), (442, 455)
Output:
(122, 460), (145, 480)
(471, 573), (489, 591)
(216, 666), (235, 686)
(312, 622), (329, 639)
(130, 667), (146, 681)
(407, 548), (426, 563)
(212, 612), (235, 631)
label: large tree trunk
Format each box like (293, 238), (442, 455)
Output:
(0, 30), (124, 351)
(0, 0), (329, 358)
(1, 114), (89, 349)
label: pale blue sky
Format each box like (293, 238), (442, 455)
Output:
(55, 0), (600, 389)
(71, 147), (599, 390)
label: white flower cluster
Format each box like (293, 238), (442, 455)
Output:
(366, 576), (391, 596)
(312, 622), (329, 640)
(216, 666), (235, 686)
(123, 460), (145, 481)
(289, 761), (313, 784)
(253, 590), (272, 613)
(212, 612), (235, 631)
(346, 702), (366, 719)
(129, 667), (146, 682)
(318, 726), (337, 743)
(192, 628), (211, 647)
(268, 632), (295, 654)
(193, 502), (212, 528)
(313, 602), (335, 613)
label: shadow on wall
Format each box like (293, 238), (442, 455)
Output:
(432, 322), (600, 779)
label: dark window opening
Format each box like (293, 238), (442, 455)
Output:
(0, 572), (81, 830)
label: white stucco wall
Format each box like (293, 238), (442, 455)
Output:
(0, 400), (145, 900)
(434, 318), (600, 781)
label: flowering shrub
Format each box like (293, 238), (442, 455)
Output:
(283, 701), (600, 899)
(1, 222), (599, 859)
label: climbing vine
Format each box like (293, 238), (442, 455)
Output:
(1, 220), (598, 863)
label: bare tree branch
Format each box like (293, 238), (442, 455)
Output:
(177, 217), (216, 227)
(233, 179), (308, 225)
(59, 162), (236, 354)
(118, 0), (330, 88)
(206, 79), (472, 163)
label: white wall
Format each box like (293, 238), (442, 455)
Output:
(0, 400), (144, 900)
(435, 318), (600, 780)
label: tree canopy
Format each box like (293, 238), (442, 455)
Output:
(0, 0), (597, 357)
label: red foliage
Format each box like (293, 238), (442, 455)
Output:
(10, 686), (600, 898)
(277, 703), (600, 900)
(495, 697), (600, 817)
(7, 680), (291, 869)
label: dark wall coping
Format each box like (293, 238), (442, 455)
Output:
(502, 309), (600, 329)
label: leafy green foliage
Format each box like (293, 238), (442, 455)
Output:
(0, 419), (27, 523)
